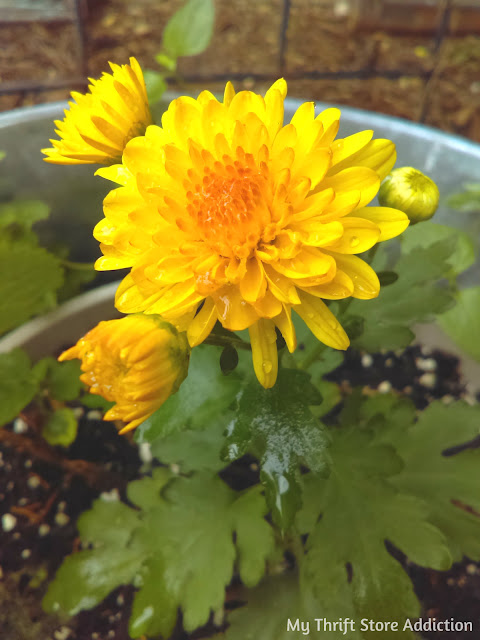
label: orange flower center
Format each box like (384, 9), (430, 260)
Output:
(185, 151), (272, 259)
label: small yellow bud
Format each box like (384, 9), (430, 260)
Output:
(59, 314), (190, 433)
(378, 167), (440, 224)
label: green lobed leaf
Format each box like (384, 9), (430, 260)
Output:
(223, 368), (329, 530)
(56, 263), (96, 303)
(439, 287), (480, 362)
(0, 200), (49, 234)
(150, 421), (229, 472)
(129, 472), (274, 638)
(299, 427), (451, 639)
(350, 238), (456, 351)
(401, 223), (476, 275)
(379, 400), (480, 562)
(80, 392), (115, 411)
(162, 0), (215, 59)
(0, 244), (63, 334)
(45, 469), (274, 639)
(33, 357), (84, 402)
(217, 572), (363, 640)
(341, 393), (480, 562)
(0, 348), (39, 427)
(135, 345), (242, 444)
(447, 184), (480, 212)
(126, 467), (172, 512)
(42, 407), (78, 447)
(129, 554), (178, 638)
(43, 500), (147, 616)
(217, 575), (307, 640)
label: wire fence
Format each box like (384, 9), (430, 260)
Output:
(1, 0), (480, 138)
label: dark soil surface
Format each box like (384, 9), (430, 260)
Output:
(1, 345), (480, 639)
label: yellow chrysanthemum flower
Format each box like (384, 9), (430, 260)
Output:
(59, 314), (189, 433)
(42, 57), (152, 165)
(93, 79), (410, 388)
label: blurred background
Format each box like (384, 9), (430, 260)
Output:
(1, 0), (480, 140)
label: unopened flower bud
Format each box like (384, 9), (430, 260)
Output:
(59, 314), (190, 433)
(378, 167), (440, 224)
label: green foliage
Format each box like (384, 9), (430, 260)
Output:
(43, 500), (147, 616)
(0, 349), (38, 426)
(80, 393), (115, 411)
(163, 0), (215, 59)
(33, 357), (84, 402)
(401, 223), (476, 275)
(0, 244), (63, 334)
(56, 262), (96, 303)
(44, 469), (274, 639)
(0, 348), (84, 448)
(299, 427), (451, 638)
(135, 345), (241, 443)
(0, 200), (49, 244)
(216, 576), (316, 640)
(224, 368), (329, 530)
(378, 399), (480, 562)
(0, 199), (70, 334)
(143, 69), (168, 106)
(439, 287), (480, 362)
(349, 238), (456, 351)
(447, 182), (480, 212)
(291, 394), (480, 638)
(150, 421), (228, 472)
(42, 407), (78, 447)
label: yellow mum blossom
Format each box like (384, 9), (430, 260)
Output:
(42, 57), (152, 165)
(93, 79), (410, 388)
(59, 315), (189, 433)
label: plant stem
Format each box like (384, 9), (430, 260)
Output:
(203, 334), (251, 351)
(61, 259), (96, 271)
(298, 342), (326, 370)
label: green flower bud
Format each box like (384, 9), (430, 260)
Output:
(378, 167), (440, 224)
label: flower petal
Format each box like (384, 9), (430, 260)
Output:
(321, 167), (380, 209)
(327, 217), (380, 254)
(239, 257), (267, 303)
(329, 254), (380, 299)
(187, 299), (217, 347)
(300, 269), (354, 299)
(294, 292), (349, 350)
(349, 206), (409, 241)
(249, 318), (278, 388)
(273, 305), (297, 352)
(213, 286), (259, 331)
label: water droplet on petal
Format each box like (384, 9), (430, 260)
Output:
(262, 360), (273, 374)
(328, 318), (339, 330)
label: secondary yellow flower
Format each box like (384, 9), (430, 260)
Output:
(59, 315), (189, 433)
(93, 78), (410, 388)
(42, 57), (152, 165)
